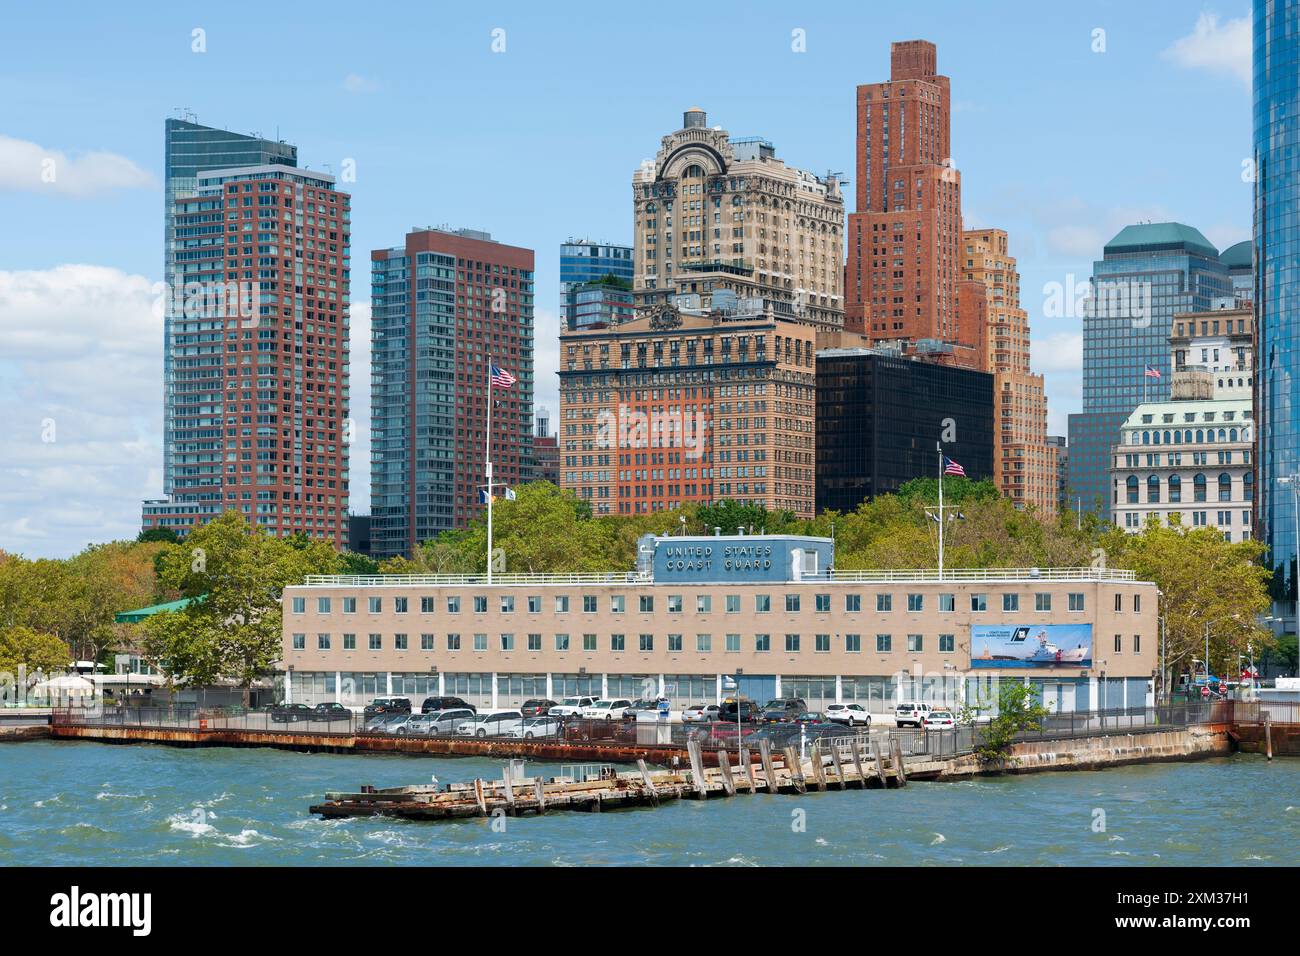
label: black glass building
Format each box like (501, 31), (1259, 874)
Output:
(816, 349), (994, 513)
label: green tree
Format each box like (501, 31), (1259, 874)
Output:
(967, 680), (1050, 764)
(136, 527), (179, 544)
(1101, 522), (1274, 694)
(0, 625), (73, 676)
(147, 511), (338, 701)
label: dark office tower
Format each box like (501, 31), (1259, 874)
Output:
(370, 228), (535, 559)
(144, 119), (350, 544)
(815, 348), (994, 512)
(1065, 224), (1230, 519)
(1255, 0), (1300, 628)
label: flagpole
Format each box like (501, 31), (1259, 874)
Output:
(486, 355), (494, 585)
(937, 442), (945, 582)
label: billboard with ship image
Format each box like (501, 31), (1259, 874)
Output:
(970, 623), (1092, 669)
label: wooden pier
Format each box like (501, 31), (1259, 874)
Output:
(310, 737), (928, 821)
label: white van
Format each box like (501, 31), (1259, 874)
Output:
(894, 701), (933, 728)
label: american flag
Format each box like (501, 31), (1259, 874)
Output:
(943, 456), (966, 478)
(490, 364), (517, 389)
(1144, 364), (1161, 379)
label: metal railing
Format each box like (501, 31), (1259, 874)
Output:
(301, 566), (1138, 588)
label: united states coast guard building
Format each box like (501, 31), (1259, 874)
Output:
(281, 532), (1158, 713)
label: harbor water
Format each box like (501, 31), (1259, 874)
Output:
(1, 741), (1296, 866)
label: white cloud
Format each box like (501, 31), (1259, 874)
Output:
(1162, 13), (1251, 87)
(0, 135), (154, 197)
(1045, 225), (1105, 259)
(342, 73), (381, 94)
(0, 265), (161, 557)
(1033, 332), (1083, 376)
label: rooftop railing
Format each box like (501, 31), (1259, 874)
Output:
(300, 567), (1138, 588)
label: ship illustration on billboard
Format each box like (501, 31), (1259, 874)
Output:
(971, 623), (1092, 669)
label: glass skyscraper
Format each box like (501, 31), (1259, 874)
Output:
(1255, 0), (1300, 623)
(1066, 223), (1231, 518)
(559, 239), (632, 329)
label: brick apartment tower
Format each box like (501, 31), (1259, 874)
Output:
(143, 137), (350, 545)
(962, 228), (1056, 516)
(846, 41), (979, 366)
(370, 228), (535, 560)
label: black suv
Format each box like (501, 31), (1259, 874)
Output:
(420, 696), (476, 714)
(763, 698), (808, 716)
(364, 697), (412, 717)
(521, 698), (557, 717)
(312, 702), (353, 722)
(719, 699), (761, 722)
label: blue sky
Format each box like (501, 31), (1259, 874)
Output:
(0, 0), (1253, 557)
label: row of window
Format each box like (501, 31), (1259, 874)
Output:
(291, 591), (1106, 615)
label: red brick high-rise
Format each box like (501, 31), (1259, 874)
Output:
(846, 40), (979, 368)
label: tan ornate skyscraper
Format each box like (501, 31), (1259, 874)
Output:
(632, 108), (844, 331)
(961, 228), (1056, 516)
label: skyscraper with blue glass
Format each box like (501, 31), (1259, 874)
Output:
(1066, 223), (1232, 519)
(559, 239), (633, 329)
(1254, 0), (1300, 626)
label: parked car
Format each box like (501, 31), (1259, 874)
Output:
(719, 699), (761, 722)
(624, 697), (669, 718)
(745, 723), (799, 746)
(420, 696), (476, 715)
(457, 710), (524, 737)
(682, 703), (721, 723)
(792, 710), (826, 724)
(392, 714), (435, 736)
(549, 696), (599, 718)
(758, 708), (793, 724)
(921, 709), (957, 730)
(364, 697), (412, 717)
(520, 698), (557, 718)
(365, 714), (407, 733)
(425, 708), (475, 735)
(894, 701), (933, 729)
(271, 703), (313, 723)
(579, 699), (633, 720)
(311, 702), (353, 722)
(507, 716), (562, 739)
(825, 703), (871, 727)
(762, 698), (808, 716)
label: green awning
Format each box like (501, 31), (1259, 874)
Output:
(115, 597), (200, 623)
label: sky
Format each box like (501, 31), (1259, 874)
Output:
(0, 0), (1254, 559)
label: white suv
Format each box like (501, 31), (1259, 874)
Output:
(894, 701), (933, 728)
(825, 703), (871, 727)
(580, 699), (632, 720)
(549, 696), (598, 718)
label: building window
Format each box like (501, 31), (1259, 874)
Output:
(695, 633), (710, 652)
(876, 634), (892, 652)
(845, 594), (862, 612)
(1194, 473), (1207, 502)
(445, 596), (460, 613)
(1003, 594), (1019, 612)
(474, 633), (487, 651)
(292, 633), (305, 650)
(421, 597), (435, 614)
(500, 633), (515, 651)
(907, 594), (924, 612)
(1114, 633), (1122, 653)
(317, 597), (331, 614)
(528, 596), (541, 613)
(610, 595), (624, 613)
(939, 634), (955, 653)
(1068, 593), (1085, 612)
(583, 633), (597, 651)
(473, 596), (487, 613)
(755, 594), (771, 612)
(938, 593), (954, 612)
(785, 594), (800, 612)
(583, 595), (598, 613)
(667, 595), (683, 613)
(394, 597), (408, 614)
(639, 595), (654, 613)
(447, 633), (461, 651)
(1126, 475), (1139, 504)
(971, 594), (987, 612)
(368, 634), (381, 650)
(343, 633), (356, 651)
(815, 594), (831, 612)
(845, 633), (861, 653)
(1218, 473), (1232, 502)
(726, 595), (741, 613)
(555, 595), (570, 613)
(394, 634), (408, 651)
(291, 597), (305, 614)
(815, 634), (830, 653)
(1035, 593), (1052, 612)
(1147, 475), (1160, 503)
(343, 597), (356, 613)
(1134, 633), (1141, 654)
(906, 634), (923, 653)
(317, 633), (330, 650)
(725, 633), (741, 652)
(785, 634), (800, 652)
(369, 597), (382, 613)
(697, 595), (712, 613)
(421, 634), (434, 651)
(555, 633), (570, 651)
(877, 594), (893, 612)
(1134, 594), (1141, 613)
(755, 634), (771, 652)
(611, 634), (626, 652)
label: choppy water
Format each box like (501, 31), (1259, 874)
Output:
(1, 741), (1295, 866)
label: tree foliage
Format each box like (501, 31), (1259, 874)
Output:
(0, 625), (73, 676)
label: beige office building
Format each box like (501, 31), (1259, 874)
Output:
(633, 108), (844, 331)
(282, 534), (1157, 715)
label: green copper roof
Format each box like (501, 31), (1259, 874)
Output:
(114, 597), (200, 623)
(1103, 222), (1218, 259)
(1219, 240), (1252, 270)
